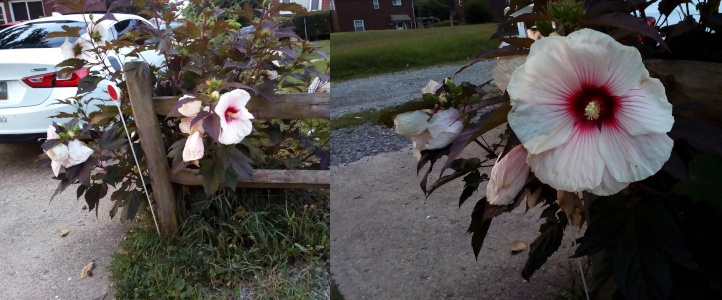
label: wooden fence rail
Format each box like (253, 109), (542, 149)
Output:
(124, 61), (330, 235)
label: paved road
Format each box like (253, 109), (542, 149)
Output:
(331, 61), (495, 117)
(0, 143), (129, 300)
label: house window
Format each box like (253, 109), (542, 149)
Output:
(354, 20), (365, 32)
(330, 0), (335, 10)
(392, 0), (401, 5)
(373, 0), (379, 9)
(9, 0), (45, 22)
(459, 0), (462, 5)
(0, 5), (7, 24)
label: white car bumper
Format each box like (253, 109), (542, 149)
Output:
(0, 87), (106, 142)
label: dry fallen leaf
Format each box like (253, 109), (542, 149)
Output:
(59, 229), (70, 237)
(511, 241), (527, 254)
(80, 261), (95, 278)
(558, 190), (585, 225)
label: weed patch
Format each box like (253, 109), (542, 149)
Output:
(109, 188), (330, 299)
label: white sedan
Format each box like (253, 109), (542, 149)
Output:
(0, 12), (163, 142)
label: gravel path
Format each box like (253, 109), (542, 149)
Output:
(0, 143), (129, 300)
(331, 62), (495, 166)
(331, 61), (494, 118)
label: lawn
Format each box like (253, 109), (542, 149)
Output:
(331, 24), (499, 81)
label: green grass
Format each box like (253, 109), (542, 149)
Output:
(330, 106), (394, 130)
(311, 39), (330, 59)
(331, 24), (500, 81)
(109, 188), (330, 299)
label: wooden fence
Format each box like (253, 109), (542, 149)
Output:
(124, 61), (330, 235)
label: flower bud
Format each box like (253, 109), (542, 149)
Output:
(394, 110), (429, 137)
(486, 145), (530, 205)
(425, 108), (463, 150)
(183, 131), (205, 162)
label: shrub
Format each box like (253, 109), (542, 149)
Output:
(435, 20), (452, 27)
(462, 0), (495, 24)
(415, 0), (451, 22)
(276, 16), (293, 28)
(293, 10), (330, 40)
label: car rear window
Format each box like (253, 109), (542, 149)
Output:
(0, 21), (87, 49)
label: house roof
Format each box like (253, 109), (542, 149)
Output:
(390, 14), (412, 22)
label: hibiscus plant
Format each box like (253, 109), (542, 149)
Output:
(40, 0), (329, 221)
(384, 0), (722, 299)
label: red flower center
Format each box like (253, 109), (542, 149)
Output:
(570, 86), (618, 130)
(225, 107), (239, 122)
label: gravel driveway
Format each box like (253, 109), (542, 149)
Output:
(0, 143), (128, 300)
(331, 61), (495, 118)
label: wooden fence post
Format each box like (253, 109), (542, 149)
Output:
(124, 61), (179, 235)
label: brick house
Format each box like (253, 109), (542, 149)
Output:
(332, 0), (416, 32)
(0, 0), (106, 25)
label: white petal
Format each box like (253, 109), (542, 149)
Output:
(598, 127), (673, 183)
(491, 55), (526, 91)
(65, 139), (94, 167)
(394, 110), (430, 136)
(425, 108), (463, 150)
(508, 102), (575, 154)
(183, 132), (205, 162)
(567, 29), (647, 96)
(179, 117), (204, 134)
(51, 160), (62, 177)
(421, 80), (442, 94)
(47, 125), (60, 140)
(588, 168), (629, 196)
(410, 131), (431, 160)
(219, 116), (253, 145)
(614, 77), (674, 136)
(487, 145), (530, 205)
(426, 132), (458, 150)
(508, 36), (582, 106)
(527, 127), (604, 192)
(60, 37), (75, 60)
(179, 100), (202, 117)
(47, 144), (69, 162)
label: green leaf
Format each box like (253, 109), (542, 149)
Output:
(574, 196), (699, 300)
(459, 171), (484, 207)
(98, 123), (128, 150)
(200, 158), (224, 196)
(522, 210), (567, 280)
(84, 183), (108, 212)
(426, 158), (480, 197)
(467, 198), (492, 259)
(43, 25), (83, 39)
(673, 153), (722, 212)
(121, 190), (143, 221)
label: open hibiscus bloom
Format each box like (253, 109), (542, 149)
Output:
(46, 139), (94, 177)
(214, 90), (255, 145)
(60, 37), (93, 60)
(507, 29), (674, 195)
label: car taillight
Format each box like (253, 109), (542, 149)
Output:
(22, 68), (88, 88)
